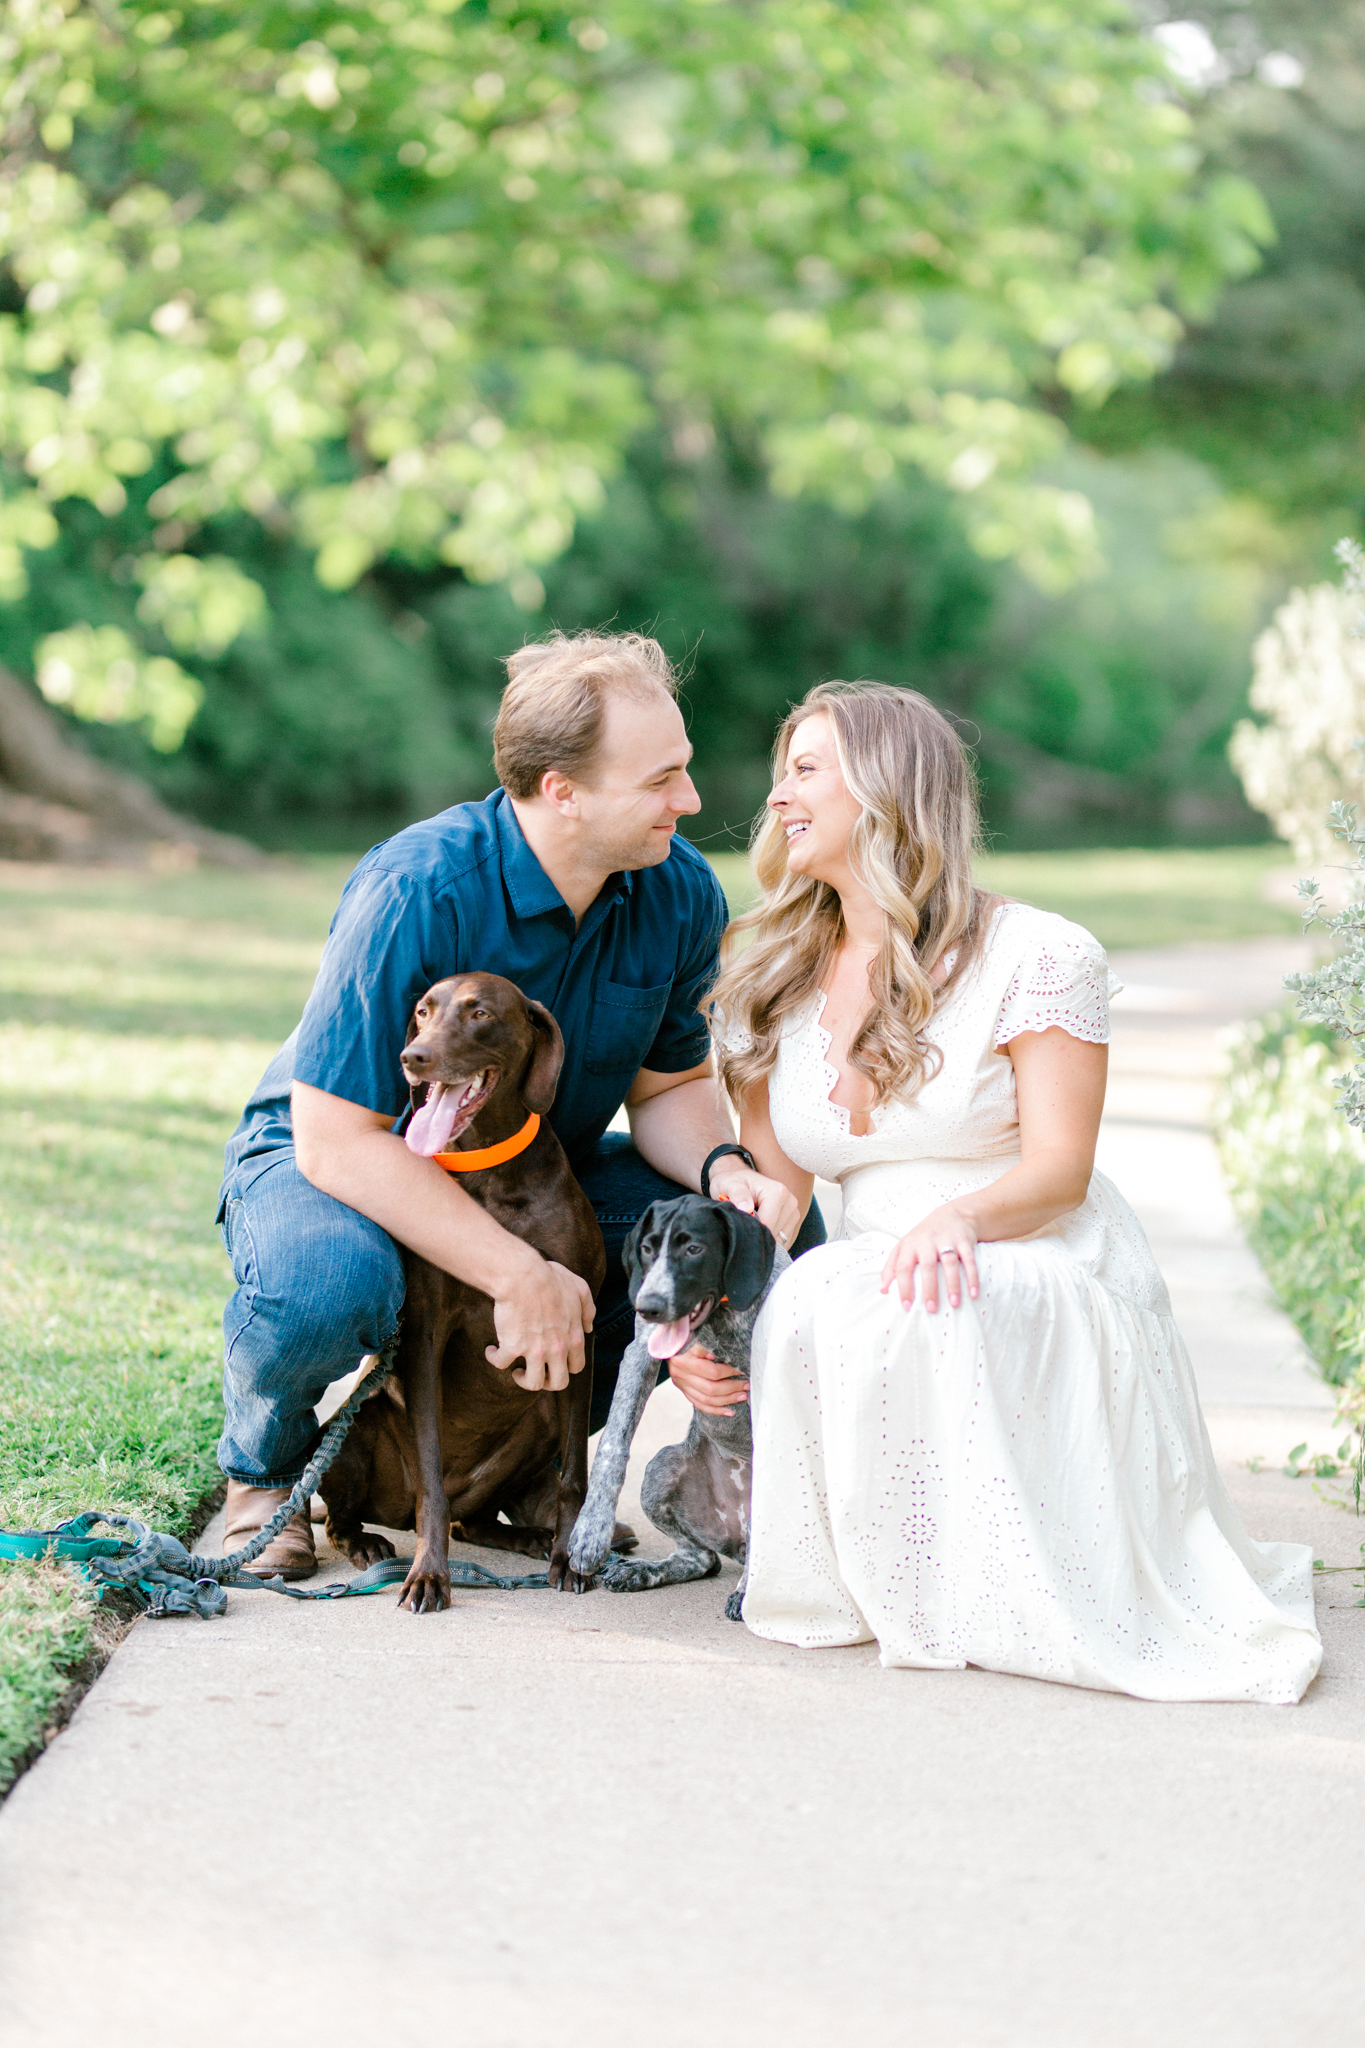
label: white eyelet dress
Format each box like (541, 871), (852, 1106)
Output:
(739, 902), (1322, 1703)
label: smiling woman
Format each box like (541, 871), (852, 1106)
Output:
(712, 682), (992, 1120)
(699, 679), (1323, 1704)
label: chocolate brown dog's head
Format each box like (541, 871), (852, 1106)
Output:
(400, 972), (563, 1157)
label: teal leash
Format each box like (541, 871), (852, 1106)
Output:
(236, 1554), (554, 1599)
(0, 1338), (571, 1616)
(0, 1514), (562, 1614)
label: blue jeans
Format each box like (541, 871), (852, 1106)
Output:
(216, 1133), (827, 1484)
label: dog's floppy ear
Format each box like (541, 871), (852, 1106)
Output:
(718, 1202), (778, 1311)
(521, 999), (564, 1113)
(623, 1201), (666, 1302)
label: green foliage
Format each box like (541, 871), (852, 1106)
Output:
(35, 619), (202, 750)
(0, 434), (1281, 848)
(1215, 1009), (1365, 1388)
(0, 490), (476, 838)
(1087, 4), (1365, 553)
(1288, 798), (1365, 1130)
(0, 0), (1274, 759)
(418, 445), (1002, 834)
(974, 447), (1278, 843)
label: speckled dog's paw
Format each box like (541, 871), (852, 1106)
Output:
(566, 1501), (616, 1582)
(599, 1555), (658, 1592)
(724, 1586), (745, 1622)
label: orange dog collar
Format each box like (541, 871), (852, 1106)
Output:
(433, 1111), (540, 1174)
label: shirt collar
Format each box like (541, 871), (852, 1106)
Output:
(494, 790), (635, 922)
(495, 790), (570, 919)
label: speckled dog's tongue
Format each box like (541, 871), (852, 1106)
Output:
(405, 1082), (462, 1157)
(647, 1317), (693, 1360)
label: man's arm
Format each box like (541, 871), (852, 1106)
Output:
(667, 1076), (812, 1417)
(292, 1081), (594, 1393)
(625, 1061), (800, 1247)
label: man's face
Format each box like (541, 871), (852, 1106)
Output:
(574, 691), (701, 871)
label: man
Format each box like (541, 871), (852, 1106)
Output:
(217, 630), (826, 1578)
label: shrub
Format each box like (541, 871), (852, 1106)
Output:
(1229, 540), (1365, 862)
(1215, 1011), (1365, 1390)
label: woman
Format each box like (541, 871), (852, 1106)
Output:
(681, 681), (1321, 1702)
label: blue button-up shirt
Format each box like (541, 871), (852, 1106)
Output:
(224, 790), (727, 1183)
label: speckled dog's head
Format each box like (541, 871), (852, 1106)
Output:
(623, 1194), (777, 1361)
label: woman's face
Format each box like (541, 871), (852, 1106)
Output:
(767, 714), (863, 885)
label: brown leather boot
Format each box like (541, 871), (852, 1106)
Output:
(223, 1480), (317, 1581)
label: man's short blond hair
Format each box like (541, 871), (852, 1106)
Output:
(493, 630), (679, 800)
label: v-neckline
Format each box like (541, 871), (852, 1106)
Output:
(808, 913), (1001, 1134)
(811, 988), (880, 1138)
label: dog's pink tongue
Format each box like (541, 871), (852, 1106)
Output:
(405, 1083), (462, 1157)
(647, 1317), (693, 1360)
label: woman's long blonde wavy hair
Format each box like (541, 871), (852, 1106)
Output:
(711, 681), (995, 1110)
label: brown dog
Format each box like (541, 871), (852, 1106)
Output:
(319, 972), (607, 1612)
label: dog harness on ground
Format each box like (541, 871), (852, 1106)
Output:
(433, 1111), (540, 1173)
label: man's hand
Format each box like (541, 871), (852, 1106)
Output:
(668, 1343), (750, 1417)
(485, 1253), (595, 1392)
(705, 1163), (800, 1251)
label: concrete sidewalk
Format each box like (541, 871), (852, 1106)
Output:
(3, 936), (1363, 2048)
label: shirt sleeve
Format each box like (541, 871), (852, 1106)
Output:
(291, 865), (457, 1113)
(994, 927), (1121, 1048)
(641, 863), (728, 1073)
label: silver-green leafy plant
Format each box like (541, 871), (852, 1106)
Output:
(1286, 538), (1365, 1497)
(1230, 536), (1365, 862)
(1289, 540), (1365, 1125)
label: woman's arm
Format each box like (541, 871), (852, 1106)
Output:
(880, 1027), (1107, 1313)
(737, 1077), (816, 1227)
(625, 1061), (799, 1245)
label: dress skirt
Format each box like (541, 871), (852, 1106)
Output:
(741, 1187), (1322, 1705)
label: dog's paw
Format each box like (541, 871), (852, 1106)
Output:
(724, 1586), (745, 1622)
(334, 1527), (396, 1568)
(611, 1520), (639, 1554)
(397, 1558), (451, 1614)
(566, 1504), (616, 1582)
(547, 1546), (592, 1596)
(599, 1556), (655, 1593)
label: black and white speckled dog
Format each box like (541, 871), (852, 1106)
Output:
(567, 1193), (789, 1619)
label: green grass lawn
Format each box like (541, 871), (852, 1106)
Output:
(0, 838), (1301, 1790)
(0, 856), (349, 1790)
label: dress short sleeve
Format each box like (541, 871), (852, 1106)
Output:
(710, 1003), (754, 1057)
(994, 921), (1121, 1047)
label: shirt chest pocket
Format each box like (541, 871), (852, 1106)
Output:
(583, 978), (674, 1076)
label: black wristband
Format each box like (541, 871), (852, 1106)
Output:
(701, 1143), (757, 1199)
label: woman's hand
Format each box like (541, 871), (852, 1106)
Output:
(667, 1343), (750, 1417)
(880, 1203), (980, 1313)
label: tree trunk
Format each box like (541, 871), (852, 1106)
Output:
(0, 664), (260, 866)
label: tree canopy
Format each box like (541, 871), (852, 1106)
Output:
(1087, 2), (1365, 546)
(0, 0), (1271, 753)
